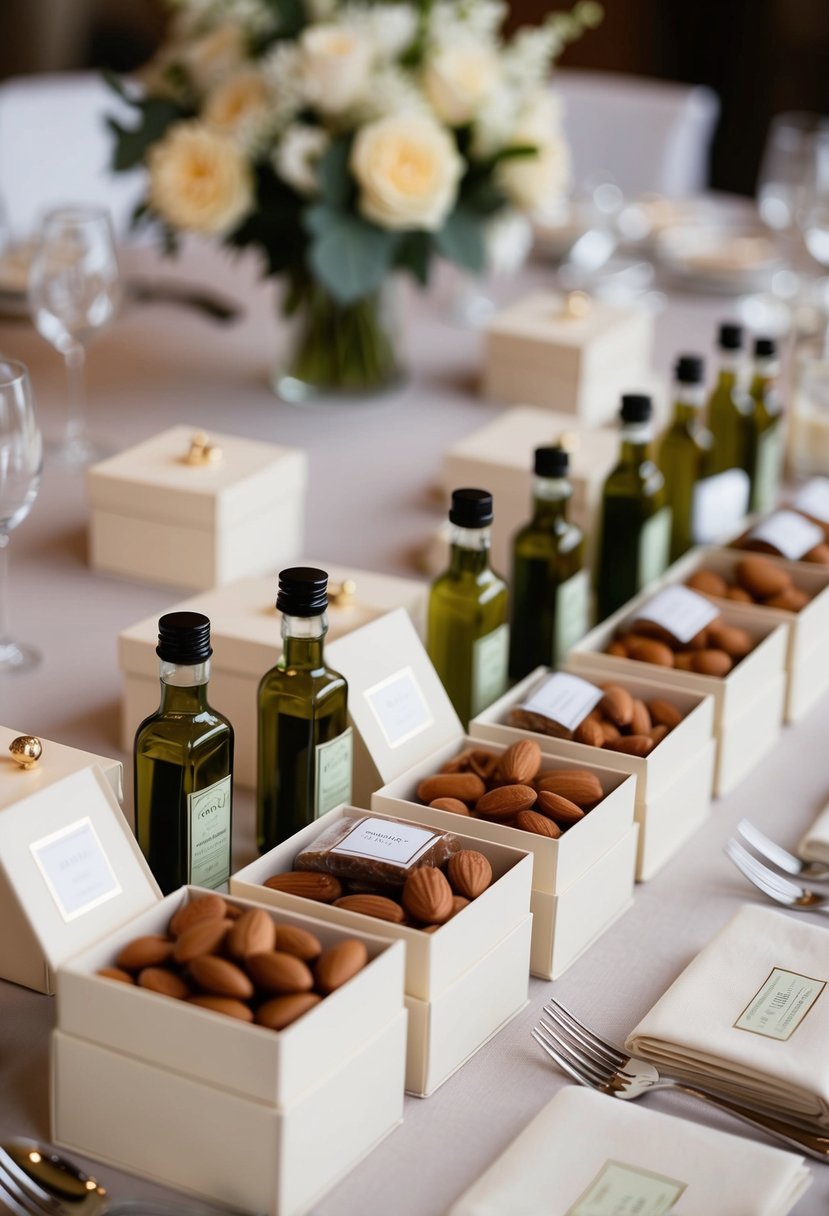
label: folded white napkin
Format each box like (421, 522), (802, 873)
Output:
(798, 800), (829, 864)
(447, 1086), (810, 1216)
(627, 904), (829, 1127)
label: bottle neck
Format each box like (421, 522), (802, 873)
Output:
(751, 356), (779, 393)
(672, 383), (705, 424)
(281, 612), (327, 669)
(449, 525), (492, 574)
(159, 659), (210, 713)
(619, 420), (655, 463)
(717, 350), (742, 381)
(531, 476), (571, 521)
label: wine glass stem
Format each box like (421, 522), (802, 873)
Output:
(0, 532), (9, 644)
(64, 342), (87, 445)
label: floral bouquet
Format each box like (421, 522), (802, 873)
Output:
(108, 0), (600, 398)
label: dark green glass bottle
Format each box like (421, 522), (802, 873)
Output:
(747, 336), (784, 513)
(708, 322), (753, 477)
(134, 612), (234, 896)
(257, 567), (351, 853)
(509, 446), (587, 680)
(427, 488), (509, 728)
(596, 395), (671, 621)
(658, 354), (714, 561)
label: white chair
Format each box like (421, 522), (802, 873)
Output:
(0, 72), (146, 240)
(554, 69), (720, 197)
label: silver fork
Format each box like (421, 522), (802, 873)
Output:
(532, 1000), (829, 1161)
(725, 838), (829, 913)
(736, 819), (829, 882)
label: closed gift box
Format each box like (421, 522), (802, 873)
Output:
(118, 563), (428, 788)
(231, 806), (533, 1097)
(86, 424), (308, 591)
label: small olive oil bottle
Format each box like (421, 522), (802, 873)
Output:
(427, 488), (509, 728)
(257, 567), (351, 853)
(596, 395), (671, 621)
(707, 322), (752, 477)
(134, 612), (234, 896)
(658, 354), (714, 560)
(509, 445), (587, 680)
(747, 336), (784, 513)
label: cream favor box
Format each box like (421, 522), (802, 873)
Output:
(231, 806), (532, 1097)
(0, 725), (123, 808)
(470, 668), (715, 884)
(86, 425), (308, 590)
(118, 563), (428, 787)
(53, 882), (406, 1216)
(482, 291), (654, 424)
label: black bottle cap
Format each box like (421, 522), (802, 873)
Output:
(156, 612), (212, 664)
(718, 322), (743, 351)
(675, 354), (705, 384)
(754, 336), (776, 358)
(276, 567), (329, 617)
(620, 394), (653, 423)
(534, 446), (569, 478)
(449, 488), (493, 528)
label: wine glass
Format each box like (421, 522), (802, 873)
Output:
(756, 113), (827, 239)
(28, 206), (121, 467)
(0, 359), (43, 674)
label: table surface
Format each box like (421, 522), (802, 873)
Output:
(2, 236), (828, 1215)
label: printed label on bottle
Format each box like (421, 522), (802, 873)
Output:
(636, 585), (719, 645)
(330, 816), (441, 866)
(692, 468), (750, 543)
(554, 570), (590, 663)
(471, 623), (509, 718)
(793, 477), (829, 524)
(637, 508), (671, 589)
(188, 774), (232, 889)
(747, 509), (823, 560)
(521, 671), (603, 732)
(315, 727), (353, 817)
(752, 427), (782, 514)
(566, 1160), (686, 1216)
(364, 666), (434, 750)
(734, 967), (826, 1041)
(30, 817), (122, 923)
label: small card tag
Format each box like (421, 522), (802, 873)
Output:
(330, 816), (440, 866)
(364, 666), (434, 750)
(30, 817), (122, 923)
(566, 1160), (686, 1216)
(692, 468), (750, 544)
(315, 728), (353, 818)
(735, 966), (826, 1041)
(636, 585), (719, 645)
(748, 510), (823, 560)
(521, 671), (603, 732)
(793, 477), (829, 524)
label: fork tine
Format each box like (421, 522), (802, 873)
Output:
(531, 1027), (596, 1090)
(533, 1020), (613, 1088)
(542, 1000), (626, 1068)
(0, 1155), (58, 1216)
(725, 840), (798, 906)
(0, 1169), (37, 1216)
(726, 838), (804, 897)
(539, 1009), (621, 1074)
(736, 820), (804, 877)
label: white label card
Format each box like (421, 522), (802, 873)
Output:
(521, 671), (603, 732)
(566, 1160), (686, 1216)
(748, 509), (823, 560)
(637, 585), (719, 645)
(692, 468), (750, 544)
(735, 967), (826, 1041)
(330, 817), (441, 867)
(315, 728), (353, 818)
(188, 774), (232, 890)
(364, 666), (434, 750)
(554, 570), (591, 663)
(793, 477), (829, 524)
(30, 817), (122, 923)
(471, 623), (509, 718)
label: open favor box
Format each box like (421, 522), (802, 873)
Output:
(86, 425), (308, 590)
(471, 668), (715, 884)
(232, 806), (532, 1097)
(118, 565), (428, 787)
(1, 725), (123, 809)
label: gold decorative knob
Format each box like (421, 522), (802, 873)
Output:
(560, 290), (591, 320)
(557, 430), (580, 454)
(9, 735), (43, 769)
(328, 578), (357, 607)
(183, 430), (222, 466)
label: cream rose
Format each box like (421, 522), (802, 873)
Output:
(300, 24), (372, 115)
(148, 122), (253, 235)
(496, 91), (571, 214)
(184, 23), (246, 92)
(275, 123), (329, 196)
(424, 41), (502, 126)
(351, 113), (464, 231)
(203, 69), (270, 139)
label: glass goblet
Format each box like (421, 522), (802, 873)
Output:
(0, 359), (43, 674)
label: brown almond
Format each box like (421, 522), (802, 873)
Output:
(506, 707), (573, 740)
(765, 587), (810, 612)
(475, 784), (537, 819)
(439, 747), (476, 773)
(706, 621), (752, 659)
(599, 684), (634, 726)
(334, 894), (406, 923)
(574, 717), (605, 747)
(447, 850), (492, 900)
(224, 903), (244, 920)
(726, 585), (753, 603)
(226, 908), (277, 960)
(173, 917), (232, 965)
(690, 648), (733, 676)
(600, 720), (621, 743)
(536, 770), (603, 808)
(497, 739), (542, 785)
(536, 790), (585, 826)
(514, 810), (561, 838)
(629, 698), (652, 735)
(686, 626), (710, 650)
(736, 556), (791, 599)
(603, 734), (653, 756)
(274, 925), (322, 962)
(138, 967), (190, 1000)
(674, 651), (695, 670)
(97, 967), (134, 985)
(255, 993), (321, 1030)
(625, 637), (675, 667)
(315, 939), (369, 993)
(188, 955), (254, 1000)
(648, 698), (682, 730)
(686, 569), (729, 597)
(449, 895), (469, 918)
(246, 950), (314, 994)
(263, 872), (343, 902)
(416, 773), (486, 804)
(468, 749), (499, 780)
(169, 893), (228, 939)
(649, 724), (669, 746)
(429, 797), (471, 816)
(402, 866), (454, 923)
(422, 924), (441, 934)
(116, 935), (174, 973)
(189, 996), (254, 1022)
(607, 639), (628, 657)
(804, 543), (829, 564)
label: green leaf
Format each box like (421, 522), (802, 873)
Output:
(434, 207), (486, 273)
(309, 213), (399, 304)
(304, 203), (341, 238)
(259, 0), (307, 40)
(488, 143), (538, 166)
(107, 98), (187, 171)
(317, 137), (353, 210)
(394, 231), (433, 286)
(228, 165), (307, 275)
(102, 69), (134, 104)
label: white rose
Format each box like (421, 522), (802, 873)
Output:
(300, 24), (372, 115)
(275, 124), (329, 196)
(351, 113), (464, 231)
(183, 23), (246, 92)
(423, 42), (501, 126)
(496, 90), (571, 215)
(148, 122), (253, 235)
(203, 69), (270, 143)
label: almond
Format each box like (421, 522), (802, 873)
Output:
(334, 894), (406, 923)
(726, 585), (753, 603)
(274, 925), (322, 961)
(189, 996), (253, 1022)
(468, 749), (499, 780)
(607, 639), (628, 657)
(648, 698), (682, 730)
(514, 810), (561, 838)
(475, 784), (537, 819)
(497, 739), (542, 784)
(706, 622), (752, 659)
(600, 720), (621, 743)
(429, 797), (471, 816)
(686, 569), (729, 597)
(649, 724), (669, 746)
(535, 770), (603, 808)
(603, 734), (653, 756)
(804, 543), (829, 564)
(446, 850), (492, 900)
(97, 967), (134, 984)
(402, 866), (454, 923)
(226, 908), (277, 960)
(686, 626), (710, 650)
(674, 652), (695, 670)
(138, 967), (190, 1000)
(188, 955), (255, 1000)
(536, 790), (584, 826)
(599, 683), (634, 726)
(263, 872), (343, 902)
(736, 556), (791, 599)
(506, 707), (573, 739)
(690, 648), (733, 676)
(449, 895), (469, 918)
(315, 939), (369, 993)
(172, 918), (232, 965)
(440, 747), (476, 773)
(169, 893), (228, 939)
(629, 698), (652, 735)
(625, 637), (675, 667)
(765, 587), (810, 612)
(116, 935), (174, 972)
(416, 773), (486, 804)
(574, 717), (604, 747)
(255, 993), (321, 1030)
(246, 950), (314, 994)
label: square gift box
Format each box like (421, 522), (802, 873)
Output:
(86, 424), (308, 590)
(0, 724), (123, 809)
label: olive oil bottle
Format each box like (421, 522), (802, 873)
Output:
(596, 395), (670, 621)
(658, 355), (714, 560)
(509, 446), (587, 680)
(257, 567), (351, 853)
(134, 612), (234, 896)
(747, 336), (784, 513)
(708, 322), (753, 477)
(427, 488), (509, 728)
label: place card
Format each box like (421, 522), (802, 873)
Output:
(635, 586), (719, 645)
(30, 817), (122, 924)
(364, 667), (434, 750)
(566, 1160), (686, 1216)
(521, 672), (603, 732)
(747, 510), (823, 560)
(735, 966), (826, 1042)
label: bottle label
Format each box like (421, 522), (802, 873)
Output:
(747, 509), (823, 560)
(30, 817), (122, 923)
(315, 727), (353, 818)
(692, 469), (750, 544)
(735, 967), (825, 1041)
(554, 570), (590, 663)
(636, 586), (719, 645)
(752, 427), (782, 514)
(566, 1161), (686, 1215)
(329, 816), (441, 866)
(520, 671), (603, 732)
(793, 477), (829, 524)
(188, 774), (232, 889)
(364, 666), (434, 750)
(471, 622), (509, 718)
(636, 508), (671, 589)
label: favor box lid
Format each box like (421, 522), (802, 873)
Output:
(0, 725), (123, 808)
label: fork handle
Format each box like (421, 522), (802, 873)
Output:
(672, 1083), (829, 1161)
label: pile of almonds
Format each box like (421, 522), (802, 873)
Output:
(605, 609), (753, 677)
(686, 557), (811, 613)
(264, 848), (494, 932)
(97, 893), (369, 1029)
(736, 534), (829, 565)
